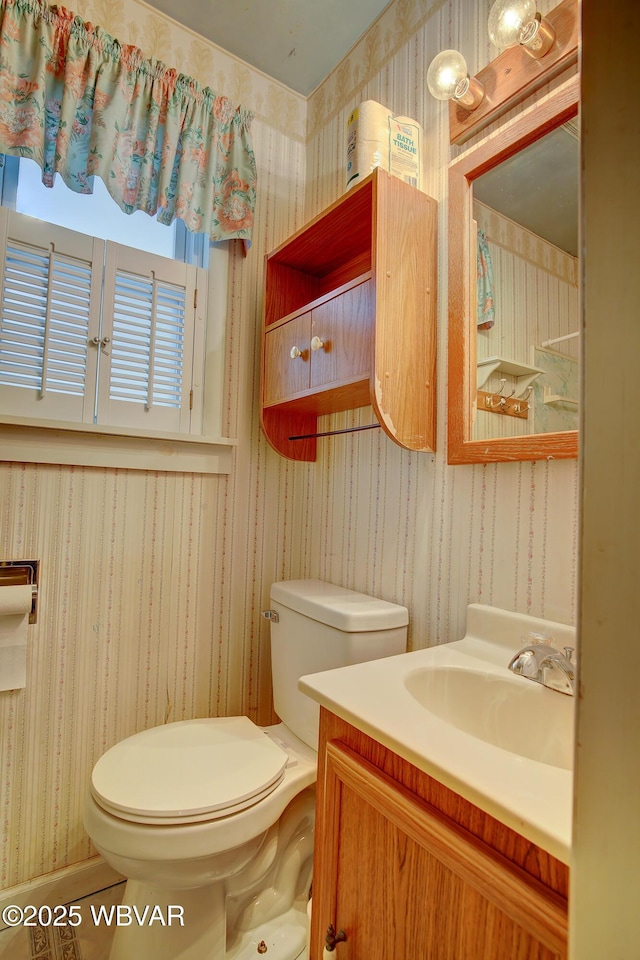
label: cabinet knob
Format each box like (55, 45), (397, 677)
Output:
(310, 335), (325, 352)
(290, 345), (304, 360)
(324, 923), (347, 952)
(91, 336), (111, 354)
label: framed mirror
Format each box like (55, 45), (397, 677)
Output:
(447, 74), (579, 464)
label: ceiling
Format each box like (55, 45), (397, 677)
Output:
(145, 0), (391, 96)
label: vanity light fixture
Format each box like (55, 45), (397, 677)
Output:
(487, 0), (556, 59)
(426, 50), (485, 111)
(430, 0), (577, 144)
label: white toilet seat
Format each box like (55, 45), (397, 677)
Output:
(90, 716), (289, 825)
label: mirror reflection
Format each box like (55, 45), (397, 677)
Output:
(471, 121), (579, 441)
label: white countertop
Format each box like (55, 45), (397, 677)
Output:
(299, 604), (574, 865)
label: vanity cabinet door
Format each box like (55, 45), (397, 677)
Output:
(263, 313), (311, 405)
(309, 281), (373, 392)
(312, 739), (567, 960)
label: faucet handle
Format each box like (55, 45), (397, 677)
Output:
(523, 630), (553, 645)
(563, 646), (575, 663)
(508, 648), (539, 678)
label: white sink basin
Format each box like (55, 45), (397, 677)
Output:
(299, 603), (576, 862)
(404, 665), (574, 770)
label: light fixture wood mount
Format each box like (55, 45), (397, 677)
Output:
(449, 0), (578, 145)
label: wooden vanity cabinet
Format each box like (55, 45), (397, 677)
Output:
(311, 709), (569, 960)
(261, 169), (438, 461)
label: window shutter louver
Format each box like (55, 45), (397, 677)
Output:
(0, 244), (51, 392)
(98, 243), (197, 433)
(110, 271), (186, 409)
(0, 209), (102, 422)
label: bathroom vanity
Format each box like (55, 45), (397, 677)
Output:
(299, 604), (573, 960)
(310, 710), (567, 959)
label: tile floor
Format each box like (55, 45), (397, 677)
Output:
(0, 882), (125, 960)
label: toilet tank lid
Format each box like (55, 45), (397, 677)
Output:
(270, 579), (408, 632)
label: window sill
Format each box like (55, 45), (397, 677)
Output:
(0, 416), (236, 474)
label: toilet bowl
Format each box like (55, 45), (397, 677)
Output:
(85, 720), (316, 960)
(84, 580), (408, 960)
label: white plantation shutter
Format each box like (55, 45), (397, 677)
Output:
(98, 244), (200, 433)
(0, 208), (209, 438)
(111, 274), (186, 408)
(0, 208), (102, 422)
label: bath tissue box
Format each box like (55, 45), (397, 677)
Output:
(346, 100), (424, 192)
(0, 583), (32, 691)
(388, 115), (424, 189)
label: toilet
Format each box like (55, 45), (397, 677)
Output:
(84, 579), (408, 960)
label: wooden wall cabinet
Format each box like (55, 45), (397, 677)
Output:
(260, 170), (438, 461)
(311, 710), (568, 960)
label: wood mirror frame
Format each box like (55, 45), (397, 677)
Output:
(447, 74), (579, 465)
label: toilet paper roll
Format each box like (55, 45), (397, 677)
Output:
(0, 584), (32, 692)
(346, 100), (392, 190)
(0, 583), (32, 616)
(346, 100), (425, 192)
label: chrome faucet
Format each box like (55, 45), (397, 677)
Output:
(508, 634), (576, 696)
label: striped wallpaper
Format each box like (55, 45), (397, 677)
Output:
(0, 0), (578, 893)
(297, 0), (576, 638)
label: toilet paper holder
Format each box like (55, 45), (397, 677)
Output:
(0, 560), (39, 624)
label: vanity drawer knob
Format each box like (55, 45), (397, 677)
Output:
(310, 335), (325, 352)
(324, 923), (347, 952)
(290, 345), (304, 360)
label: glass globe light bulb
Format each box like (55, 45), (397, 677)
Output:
(487, 0), (537, 48)
(427, 50), (469, 101)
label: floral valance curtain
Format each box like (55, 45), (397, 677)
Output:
(0, 0), (257, 244)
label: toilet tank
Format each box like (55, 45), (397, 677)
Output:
(268, 579), (408, 750)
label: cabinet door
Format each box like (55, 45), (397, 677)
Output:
(310, 281), (373, 390)
(263, 313), (311, 405)
(312, 741), (567, 960)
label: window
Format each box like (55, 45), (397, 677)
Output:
(0, 205), (208, 435)
(0, 156), (192, 260)
(0, 158), (231, 470)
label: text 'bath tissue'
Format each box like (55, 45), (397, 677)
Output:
(345, 100), (425, 192)
(0, 584), (32, 692)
